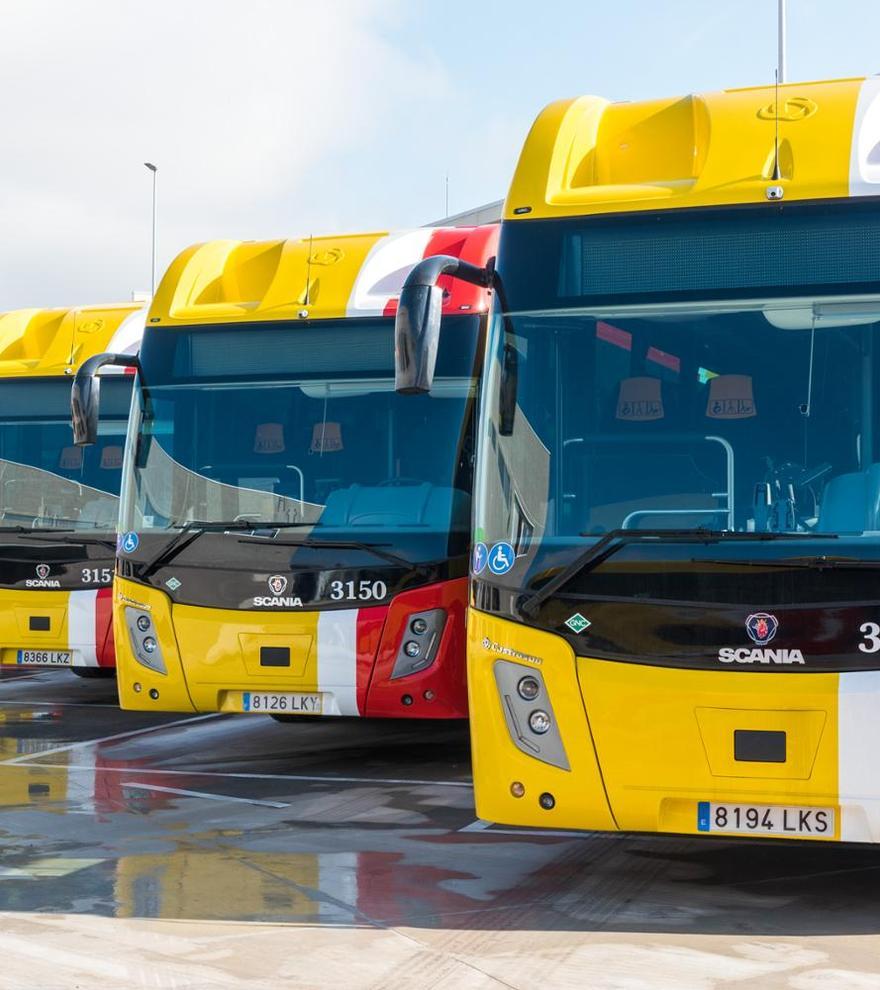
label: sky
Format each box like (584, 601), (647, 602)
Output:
(2, 0), (880, 310)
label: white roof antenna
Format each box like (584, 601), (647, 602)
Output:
(778, 0), (787, 84)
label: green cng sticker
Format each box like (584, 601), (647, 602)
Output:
(565, 613), (591, 634)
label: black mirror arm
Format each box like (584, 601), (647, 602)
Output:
(401, 254), (496, 292)
(76, 352), (140, 381)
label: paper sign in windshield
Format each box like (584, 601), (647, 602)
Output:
(254, 423), (286, 454)
(616, 377), (663, 421)
(311, 422), (343, 454)
(59, 446), (83, 470)
(707, 375), (756, 419)
(101, 446), (123, 469)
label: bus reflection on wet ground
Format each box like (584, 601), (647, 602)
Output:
(0, 668), (878, 989)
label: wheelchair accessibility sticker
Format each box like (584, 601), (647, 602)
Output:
(119, 531), (140, 554)
(472, 542), (488, 575)
(488, 542), (515, 575)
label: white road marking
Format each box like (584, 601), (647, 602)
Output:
(8, 761), (472, 789)
(0, 713), (224, 765)
(458, 819), (594, 838)
(0, 701), (121, 709)
(121, 781), (289, 809)
(459, 819), (493, 832)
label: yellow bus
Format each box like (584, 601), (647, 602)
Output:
(0, 305), (144, 676)
(395, 76), (880, 842)
(72, 228), (497, 718)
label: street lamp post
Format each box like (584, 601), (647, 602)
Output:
(144, 162), (158, 296)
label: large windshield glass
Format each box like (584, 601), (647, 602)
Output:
(477, 298), (880, 591)
(477, 201), (880, 596)
(0, 376), (132, 531)
(122, 316), (481, 564)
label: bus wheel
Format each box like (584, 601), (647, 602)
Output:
(70, 667), (115, 679)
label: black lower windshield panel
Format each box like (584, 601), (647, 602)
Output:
(118, 531), (464, 610)
(473, 560), (880, 672)
(0, 531), (115, 590)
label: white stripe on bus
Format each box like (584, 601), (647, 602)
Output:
(317, 609), (360, 716)
(67, 589), (99, 667)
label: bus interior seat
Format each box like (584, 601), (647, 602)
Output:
(321, 483), (469, 530)
(577, 443), (725, 531)
(817, 464), (880, 533)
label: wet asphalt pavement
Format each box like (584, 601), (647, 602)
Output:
(0, 667), (879, 989)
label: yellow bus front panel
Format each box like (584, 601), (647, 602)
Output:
(0, 587), (113, 671)
(469, 611), (880, 842)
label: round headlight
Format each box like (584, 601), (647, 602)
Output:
(136, 614), (151, 632)
(404, 640), (421, 658)
(142, 636), (157, 654)
(528, 709), (552, 735)
(410, 617), (429, 635)
(517, 676), (540, 701)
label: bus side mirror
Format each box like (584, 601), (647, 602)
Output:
(395, 254), (495, 395)
(71, 352), (140, 446)
(499, 342), (518, 436)
(395, 282), (444, 395)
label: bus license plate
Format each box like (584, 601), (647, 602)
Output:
(697, 801), (834, 837)
(16, 650), (72, 666)
(240, 692), (322, 715)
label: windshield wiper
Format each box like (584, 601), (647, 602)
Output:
(235, 534), (425, 572)
(23, 533), (117, 549)
(520, 528), (836, 617)
(0, 525), (76, 534)
(694, 554), (880, 570)
(139, 520), (267, 577)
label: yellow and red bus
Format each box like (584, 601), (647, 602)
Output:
(73, 227), (497, 718)
(396, 76), (880, 842)
(0, 304), (144, 676)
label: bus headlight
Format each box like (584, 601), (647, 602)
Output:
(124, 607), (167, 675)
(391, 608), (447, 679)
(493, 660), (569, 770)
(528, 710), (552, 734)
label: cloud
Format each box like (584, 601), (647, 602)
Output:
(0, 0), (449, 309)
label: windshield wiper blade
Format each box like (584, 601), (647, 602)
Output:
(23, 533), (117, 549)
(520, 528), (836, 617)
(694, 554), (880, 570)
(235, 534), (424, 571)
(139, 520), (265, 577)
(0, 525), (76, 535)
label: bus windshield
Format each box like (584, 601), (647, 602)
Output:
(476, 201), (880, 597)
(478, 221), (880, 596)
(0, 376), (132, 531)
(122, 316), (481, 564)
